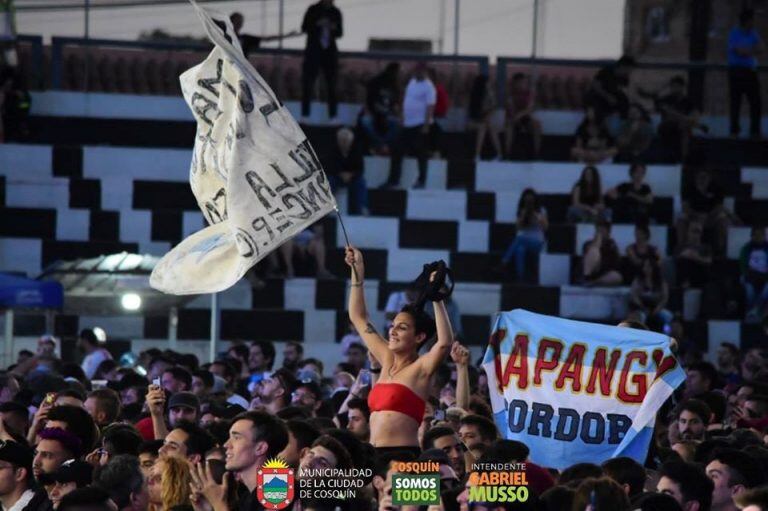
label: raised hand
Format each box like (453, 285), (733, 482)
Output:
(344, 246), (365, 281)
(450, 341), (470, 366)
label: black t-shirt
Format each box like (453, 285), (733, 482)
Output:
(302, 2), (343, 53)
(575, 121), (615, 150)
(685, 184), (724, 214)
(239, 486), (266, 511)
(239, 34), (263, 56)
(617, 182), (652, 204)
(594, 65), (626, 95)
(321, 142), (364, 178)
(656, 93), (693, 121)
(366, 74), (398, 117)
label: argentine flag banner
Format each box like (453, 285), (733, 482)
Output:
(482, 309), (685, 469)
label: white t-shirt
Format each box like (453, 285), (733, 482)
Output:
(402, 78), (436, 128)
(81, 348), (112, 379)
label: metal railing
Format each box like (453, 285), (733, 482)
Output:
(496, 56), (768, 116)
(44, 36), (488, 91)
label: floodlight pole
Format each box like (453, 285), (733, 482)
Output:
(168, 306), (178, 351)
(453, 0), (460, 55)
(210, 293), (219, 363)
(278, 0), (285, 49)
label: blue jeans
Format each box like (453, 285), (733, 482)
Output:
(360, 114), (400, 150)
(328, 174), (368, 214)
(743, 275), (768, 310)
(502, 234), (545, 279)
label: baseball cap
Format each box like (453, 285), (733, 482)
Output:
(167, 392), (200, 411)
(38, 459), (93, 487)
(208, 402), (246, 420)
(0, 440), (34, 472)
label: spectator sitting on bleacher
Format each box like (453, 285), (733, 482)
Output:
(0, 66), (29, 143)
(570, 107), (618, 164)
(382, 62), (435, 189)
(499, 188), (548, 282)
(625, 222), (661, 281)
(584, 55), (636, 122)
(629, 258), (673, 332)
(605, 162), (653, 223)
(504, 72), (541, 159)
(677, 169), (736, 256)
(655, 76), (706, 162)
(384, 285), (418, 331)
(675, 221), (713, 289)
(467, 74), (502, 161)
(616, 103), (653, 161)
(740, 225), (768, 321)
(567, 165), (610, 223)
(278, 225), (334, 279)
(323, 127), (368, 215)
(360, 62), (400, 156)
(582, 219), (623, 287)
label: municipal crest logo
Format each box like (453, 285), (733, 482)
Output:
(256, 458), (294, 510)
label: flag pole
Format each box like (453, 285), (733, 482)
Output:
(210, 293), (219, 363)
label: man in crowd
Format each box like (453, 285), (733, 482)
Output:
(33, 428), (81, 484)
(458, 414), (498, 460)
(282, 341), (304, 373)
(78, 329), (112, 380)
(423, 426), (465, 480)
(84, 389), (121, 429)
(707, 449), (766, 511)
(0, 440), (52, 510)
(300, 0), (342, 121)
(191, 411), (288, 510)
(94, 455), (148, 511)
(158, 422), (214, 466)
(728, 9), (764, 138)
(252, 368), (297, 415)
(346, 398), (370, 442)
(676, 399), (712, 441)
(686, 362), (718, 397)
(382, 62), (435, 189)
(657, 460), (714, 511)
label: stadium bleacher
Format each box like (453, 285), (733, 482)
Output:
(1, 33), (768, 367)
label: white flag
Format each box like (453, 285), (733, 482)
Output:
(150, 1), (337, 295)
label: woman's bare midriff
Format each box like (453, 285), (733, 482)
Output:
(369, 410), (420, 448)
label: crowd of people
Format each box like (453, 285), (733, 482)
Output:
(0, 248), (766, 511)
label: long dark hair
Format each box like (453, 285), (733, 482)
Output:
(577, 166), (602, 201)
(517, 188), (540, 216)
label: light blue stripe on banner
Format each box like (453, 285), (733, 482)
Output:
(494, 409), (648, 469)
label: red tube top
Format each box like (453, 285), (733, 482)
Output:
(367, 382), (426, 424)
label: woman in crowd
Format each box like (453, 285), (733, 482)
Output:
(148, 456), (191, 511)
(567, 165), (610, 223)
(467, 74), (502, 161)
(630, 258), (673, 331)
(625, 222), (661, 280)
(499, 188), (549, 281)
(605, 162), (654, 223)
(570, 107), (618, 164)
(345, 246), (455, 456)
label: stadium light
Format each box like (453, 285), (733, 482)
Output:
(121, 293), (142, 311)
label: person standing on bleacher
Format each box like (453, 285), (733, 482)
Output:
(727, 9), (764, 139)
(300, 0), (343, 123)
(381, 62), (436, 189)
